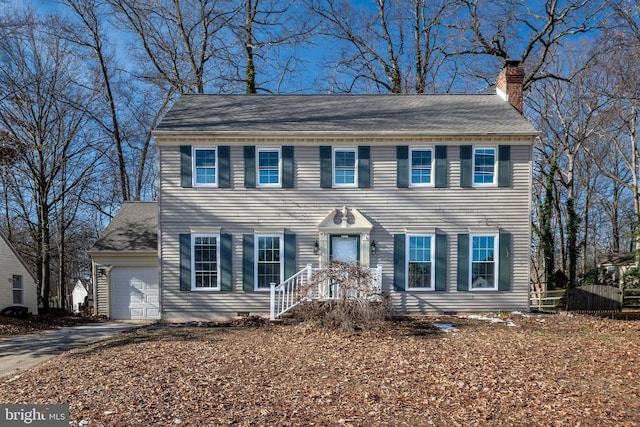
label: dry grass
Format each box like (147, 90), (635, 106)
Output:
(1, 313), (639, 426)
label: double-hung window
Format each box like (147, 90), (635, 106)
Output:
(12, 275), (22, 304)
(407, 235), (434, 289)
(473, 147), (496, 186)
(333, 148), (357, 187)
(193, 148), (217, 186)
(192, 234), (219, 290)
(470, 234), (498, 290)
(410, 147), (433, 186)
(255, 235), (283, 290)
(257, 148), (281, 187)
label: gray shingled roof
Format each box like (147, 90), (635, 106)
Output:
(90, 202), (157, 253)
(154, 94), (538, 136)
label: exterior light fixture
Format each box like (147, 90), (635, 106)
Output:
(314, 240), (319, 255)
(370, 240), (377, 255)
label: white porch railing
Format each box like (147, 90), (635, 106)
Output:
(270, 264), (383, 320)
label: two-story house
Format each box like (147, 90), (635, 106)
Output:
(144, 62), (538, 321)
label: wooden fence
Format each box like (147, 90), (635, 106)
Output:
(566, 285), (620, 314)
(530, 287), (640, 312)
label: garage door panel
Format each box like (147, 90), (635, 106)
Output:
(111, 267), (160, 320)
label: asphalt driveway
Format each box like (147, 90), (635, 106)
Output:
(0, 322), (144, 380)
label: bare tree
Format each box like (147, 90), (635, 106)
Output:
(306, 0), (453, 94)
(107, 0), (240, 94)
(0, 13), (100, 309)
(235, 0), (314, 94)
(448, 0), (603, 90)
(60, 0), (168, 202)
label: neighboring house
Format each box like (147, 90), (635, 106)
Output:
(150, 62), (538, 320)
(0, 234), (38, 315)
(89, 202), (160, 320)
(71, 279), (89, 314)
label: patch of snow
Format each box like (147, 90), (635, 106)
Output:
(507, 321), (517, 327)
(511, 311), (530, 317)
(79, 421), (89, 426)
(174, 418), (182, 424)
(432, 323), (459, 333)
(103, 411), (115, 415)
(467, 314), (506, 323)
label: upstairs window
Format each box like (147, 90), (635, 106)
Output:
(473, 147), (496, 186)
(333, 148), (357, 186)
(194, 148), (217, 186)
(470, 234), (497, 290)
(410, 147), (433, 186)
(257, 148), (281, 187)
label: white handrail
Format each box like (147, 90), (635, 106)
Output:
(270, 264), (313, 320)
(270, 264), (383, 320)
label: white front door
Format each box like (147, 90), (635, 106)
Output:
(330, 235), (360, 263)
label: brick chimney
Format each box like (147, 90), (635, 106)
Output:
(496, 60), (524, 113)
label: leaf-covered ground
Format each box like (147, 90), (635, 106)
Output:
(0, 314), (102, 337)
(1, 313), (639, 426)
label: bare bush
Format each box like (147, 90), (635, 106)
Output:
(293, 261), (392, 332)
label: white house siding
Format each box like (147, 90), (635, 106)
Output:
(0, 236), (38, 314)
(157, 137), (533, 320)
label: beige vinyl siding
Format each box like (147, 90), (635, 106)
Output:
(94, 268), (109, 317)
(158, 141), (533, 319)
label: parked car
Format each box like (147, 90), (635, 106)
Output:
(0, 305), (29, 319)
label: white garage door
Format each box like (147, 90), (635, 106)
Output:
(110, 267), (160, 320)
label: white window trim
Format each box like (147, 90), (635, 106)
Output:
(191, 233), (221, 291)
(193, 147), (218, 187)
(472, 146), (497, 188)
(254, 234), (284, 292)
(333, 147), (358, 188)
(256, 147), (282, 188)
(406, 234), (435, 291)
(469, 233), (499, 291)
(12, 275), (23, 304)
(409, 146), (435, 187)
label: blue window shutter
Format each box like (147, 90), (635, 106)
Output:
(244, 146), (256, 188)
(358, 146), (370, 188)
(457, 234), (469, 291)
(243, 234), (254, 292)
(499, 232), (512, 291)
(320, 146), (332, 188)
(220, 233), (232, 291)
(435, 233), (447, 291)
(282, 146), (294, 188)
(460, 145), (472, 188)
(218, 146), (231, 188)
(435, 145), (447, 188)
(180, 146), (192, 188)
(397, 146), (409, 188)
(393, 234), (406, 291)
(284, 232), (296, 280)
(179, 233), (191, 291)
(498, 145), (511, 187)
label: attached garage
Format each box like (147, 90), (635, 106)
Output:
(110, 267), (160, 320)
(89, 202), (159, 320)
